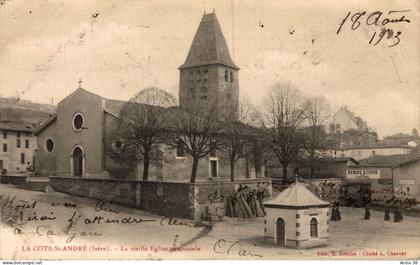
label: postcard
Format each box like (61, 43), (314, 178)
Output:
(0, 0), (419, 261)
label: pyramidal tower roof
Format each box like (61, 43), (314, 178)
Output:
(179, 12), (239, 70)
(264, 181), (330, 209)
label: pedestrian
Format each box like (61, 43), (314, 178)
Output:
(330, 201), (341, 221)
(364, 205), (370, 220)
(384, 208), (390, 221)
(336, 201), (341, 221)
(329, 202), (335, 221)
(394, 208), (403, 222)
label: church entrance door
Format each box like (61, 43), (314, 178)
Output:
(72, 146), (84, 177)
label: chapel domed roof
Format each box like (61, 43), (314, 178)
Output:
(264, 181), (330, 209)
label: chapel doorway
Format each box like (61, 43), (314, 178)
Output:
(276, 217), (285, 246)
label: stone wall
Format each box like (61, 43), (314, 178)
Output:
(49, 177), (140, 207)
(140, 181), (194, 219)
(49, 176), (272, 221)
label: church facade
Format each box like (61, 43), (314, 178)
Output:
(34, 12), (264, 181)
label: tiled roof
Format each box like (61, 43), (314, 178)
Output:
(340, 144), (413, 150)
(388, 133), (411, 139)
(0, 121), (36, 132)
(318, 157), (359, 164)
(396, 153), (420, 166)
(263, 181), (329, 208)
(179, 13), (239, 70)
(33, 115), (57, 135)
(103, 99), (174, 122)
(357, 153), (420, 168)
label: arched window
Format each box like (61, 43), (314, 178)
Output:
(199, 87), (208, 100)
(190, 87), (196, 99)
(200, 87), (208, 100)
(224, 70), (228, 81)
(197, 70), (201, 81)
(310, 218), (318, 238)
(230, 71), (233, 82)
(203, 69), (209, 81)
(189, 71), (194, 83)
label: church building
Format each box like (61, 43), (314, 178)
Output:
(33, 12), (264, 181)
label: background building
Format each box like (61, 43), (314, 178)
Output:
(329, 106), (368, 134)
(347, 153), (420, 202)
(0, 96), (54, 175)
(383, 129), (420, 146)
(333, 144), (413, 161)
(0, 121), (37, 174)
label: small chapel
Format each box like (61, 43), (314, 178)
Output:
(263, 181), (330, 249)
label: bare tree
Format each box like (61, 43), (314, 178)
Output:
(302, 96), (331, 178)
(262, 83), (306, 180)
(165, 101), (220, 183)
(219, 99), (263, 181)
(109, 87), (176, 181)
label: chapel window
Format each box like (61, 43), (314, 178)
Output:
(310, 218), (318, 238)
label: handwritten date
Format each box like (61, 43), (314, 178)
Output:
(337, 10), (411, 47)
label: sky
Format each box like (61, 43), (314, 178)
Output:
(0, 0), (419, 137)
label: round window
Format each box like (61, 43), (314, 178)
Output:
(111, 140), (125, 154)
(72, 113), (84, 131)
(44, 138), (55, 153)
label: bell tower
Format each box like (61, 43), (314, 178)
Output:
(178, 11), (239, 113)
